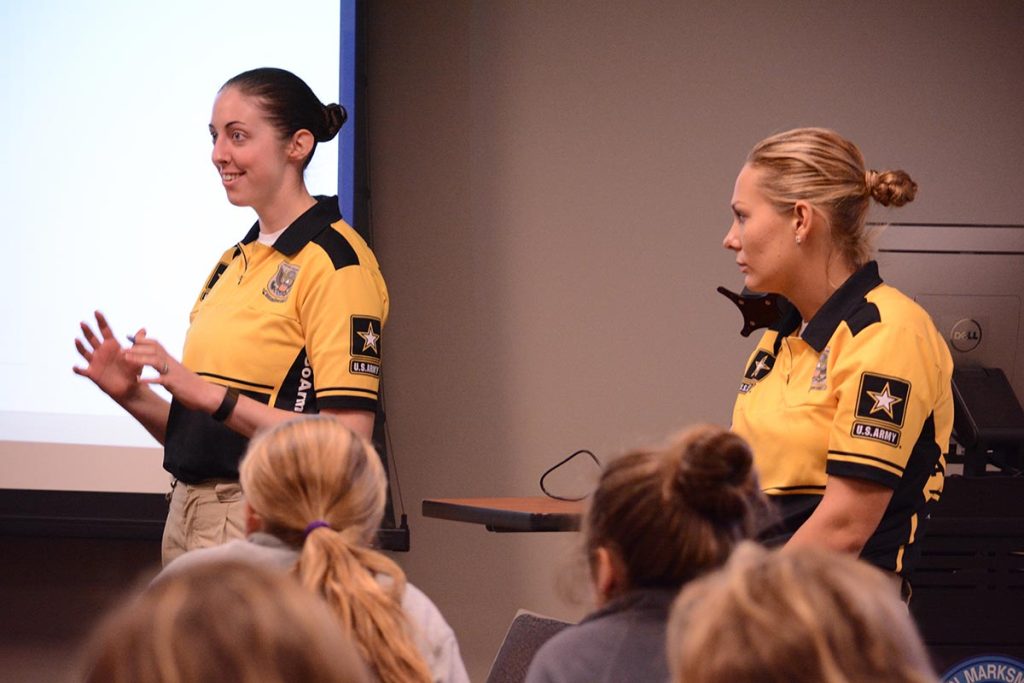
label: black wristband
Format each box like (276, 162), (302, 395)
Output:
(212, 387), (240, 422)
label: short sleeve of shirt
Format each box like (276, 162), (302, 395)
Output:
(826, 321), (946, 488)
(299, 261), (388, 412)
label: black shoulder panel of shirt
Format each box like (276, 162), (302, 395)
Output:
(800, 261), (885, 352)
(846, 301), (882, 337)
(275, 195), (360, 270)
(311, 228), (360, 270)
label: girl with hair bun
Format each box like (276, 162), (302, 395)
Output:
(158, 416), (469, 683)
(723, 128), (953, 586)
(74, 68), (389, 565)
(525, 424), (769, 683)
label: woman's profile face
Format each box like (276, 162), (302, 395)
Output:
(722, 164), (799, 296)
(209, 86), (292, 212)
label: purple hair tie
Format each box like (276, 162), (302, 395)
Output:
(304, 520), (332, 538)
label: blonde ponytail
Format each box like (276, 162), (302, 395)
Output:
(241, 417), (432, 683)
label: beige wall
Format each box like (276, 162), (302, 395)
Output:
(366, 2), (1024, 678)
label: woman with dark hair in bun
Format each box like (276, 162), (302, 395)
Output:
(73, 68), (388, 565)
(723, 128), (953, 589)
(525, 424), (768, 683)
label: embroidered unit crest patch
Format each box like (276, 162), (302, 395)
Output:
(810, 346), (830, 391)
(263, 262), (300, 302)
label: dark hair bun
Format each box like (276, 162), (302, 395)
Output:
(866, 169), (917, 207)
(320, 103), (347, 142)
(672, 426), (756, 522)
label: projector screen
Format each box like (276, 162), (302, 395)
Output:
(0, 1), (342, 492)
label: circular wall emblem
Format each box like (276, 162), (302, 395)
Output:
(949, 318), (983, 353)
(942, 654), (1024, 683)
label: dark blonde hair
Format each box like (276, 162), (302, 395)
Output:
(668, 543), (938, 683)
(585, 424), (767, 590)
(82, 560), (370, 683)
(240, 416), (432, 683)
(748, 127), (917, 268)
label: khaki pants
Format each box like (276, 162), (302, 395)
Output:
(161, 479), (246, 566)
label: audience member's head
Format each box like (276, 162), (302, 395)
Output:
(584, 424), (767, 603)
(240, 415), (432, 683)
(667, 542), (938, 683)
(81, 560), (370, 683)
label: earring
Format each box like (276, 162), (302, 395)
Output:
(795, 235), (802, 245)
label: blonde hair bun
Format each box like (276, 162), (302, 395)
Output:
(866, 169), (918, 207)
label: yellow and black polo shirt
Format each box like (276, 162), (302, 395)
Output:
(164, 196), (389, 483)
(731, 261), (953, 575)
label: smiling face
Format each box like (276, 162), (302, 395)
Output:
(209, 86), (294, 212)
(722, 163), (801, 296)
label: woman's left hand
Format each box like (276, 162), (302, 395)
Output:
(124, 337), (222, 414)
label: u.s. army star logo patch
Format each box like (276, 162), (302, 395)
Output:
(349, 316), (382, 378)
(851, 373), (910, 448)
(739, 350), (775, 394)
(350, 316), (382, 359)
(855, 373), (910, 428)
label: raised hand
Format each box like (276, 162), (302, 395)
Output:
(125, 336), (221, 414)
(73, 311), (143, 403)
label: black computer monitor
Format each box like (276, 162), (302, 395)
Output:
(876, 223), (1024, 474)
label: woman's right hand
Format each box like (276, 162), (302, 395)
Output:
(73, 311), (144, 404)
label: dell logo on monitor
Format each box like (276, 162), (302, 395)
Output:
(949, 319), (983, 353)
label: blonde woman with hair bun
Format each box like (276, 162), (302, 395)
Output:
(525, 424), (770, 683)
(158, 416), (469, 683)
(722, 127), (953, 588)
(667, 543), (939, 683)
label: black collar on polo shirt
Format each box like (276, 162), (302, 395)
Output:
(769, 261), (884, 355)
(799, 260), (884, 352)
(237, 195), (343, 255)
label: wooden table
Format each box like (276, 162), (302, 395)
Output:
(421, 497), (583, 532)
